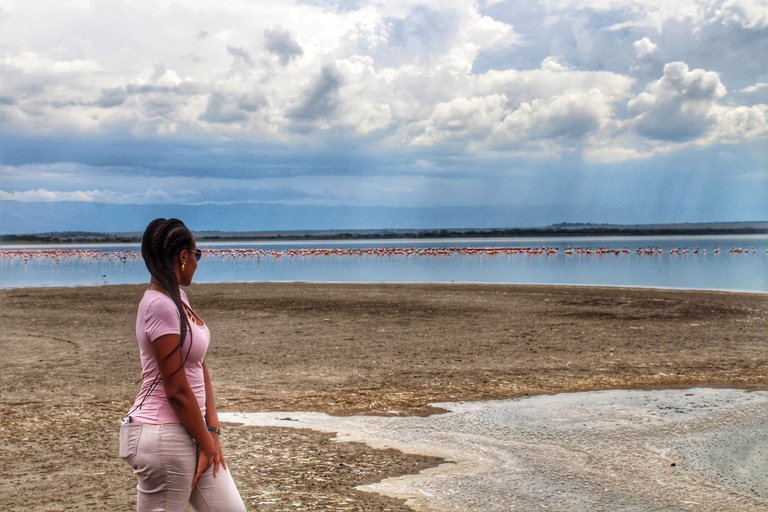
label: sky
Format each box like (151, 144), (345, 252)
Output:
(0, 0), (767, 233)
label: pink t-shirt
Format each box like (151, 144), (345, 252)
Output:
(129, 289), (210, 424)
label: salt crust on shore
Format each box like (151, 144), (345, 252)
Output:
(222, 388), (768, 512)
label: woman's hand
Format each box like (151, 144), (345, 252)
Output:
(202, 361), (227, 477)
(210, 432), (228, 476)
(192, 439), (216, 488)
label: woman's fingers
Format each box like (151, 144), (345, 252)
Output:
(211, 437), (227, 474)
(192, 466), (204, 488)
(212, 449), (228, 475)
(191, 445), (227, 487)
(192, 449), (214, 488)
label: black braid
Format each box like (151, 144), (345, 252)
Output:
(130, 218), (196, 413)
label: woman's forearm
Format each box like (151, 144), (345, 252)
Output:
(166, 386), (214, 453)
(202, 361), (219, 428)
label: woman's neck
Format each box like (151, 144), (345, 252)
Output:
(148, 279), (172, 297)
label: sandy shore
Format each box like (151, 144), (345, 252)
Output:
(1, 282), (767, 511)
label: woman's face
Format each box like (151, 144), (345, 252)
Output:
(177, 238), (199, 287)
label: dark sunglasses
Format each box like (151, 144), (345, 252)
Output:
(191, 249), (202, 261)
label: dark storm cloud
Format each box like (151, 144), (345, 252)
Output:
(264, 28), (304, 66)
(92, 82), (203, 109)
(0, 133), (420, 179)
(532, 110), (601, 140)
(237, 95), (264, 113)
(182, 53), (206, 63)
(51, 99), (86, 108)
(288, 64), (342, 120)
(227, 46), (254, 67)
(198, 93), (249, 123)
(95, 87), (129, 108)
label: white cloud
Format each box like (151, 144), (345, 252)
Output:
(332, 57), (394, 134)
(0, 188), (99, 202)
(0, 189), (96, 202)
(708, 104), (768, 142)
(1, 51), (101, 74)
(0, 188), (174, 203)
(624, 61), (768, 149)
(474, 60), (634, 104)
(516, 90), (613, 140)
(628, 61), (727, 142)
(740, 82), (768, 94)
(712, 0), (768, 29)
(403, 57), (634, 151)
(0, 162), (90, 178)
(548, 0), (707, 32)
(583, 144), (654, 163)
(545, 0), (768, 32)
(633, 37), (658, 57)
(411, 93), (508, 146)
(409, 86), (621, 152)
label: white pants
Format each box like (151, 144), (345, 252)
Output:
(120, 421), (246, 512)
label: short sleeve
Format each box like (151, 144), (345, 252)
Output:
(144, 296), (181, 342)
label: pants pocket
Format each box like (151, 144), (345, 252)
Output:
(119, 422), (142, 461)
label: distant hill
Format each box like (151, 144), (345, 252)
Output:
(0, 231), (138, 244)
(2, 221), (766, 244)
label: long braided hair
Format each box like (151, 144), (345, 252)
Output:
(142, 217), (195, 353)
(130, 218), (196, 413)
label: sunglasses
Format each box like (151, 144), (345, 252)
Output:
(191, 249), (202, 261)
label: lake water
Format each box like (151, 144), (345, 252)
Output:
(1, 235), (766, 292)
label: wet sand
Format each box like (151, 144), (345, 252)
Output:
(1, 282), (767, 511)
(224, 388), (768, 511)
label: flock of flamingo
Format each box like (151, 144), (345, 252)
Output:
(1, 244), (766, 263)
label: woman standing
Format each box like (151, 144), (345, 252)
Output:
(120, 218), (246, 511)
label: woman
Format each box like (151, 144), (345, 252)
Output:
(120, 218), (246, 512)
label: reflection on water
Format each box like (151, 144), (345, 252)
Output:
(1, 235), (767, 291)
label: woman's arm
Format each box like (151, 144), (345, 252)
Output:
(152, 333), (214, 487)
(202, 360), (227, 475)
